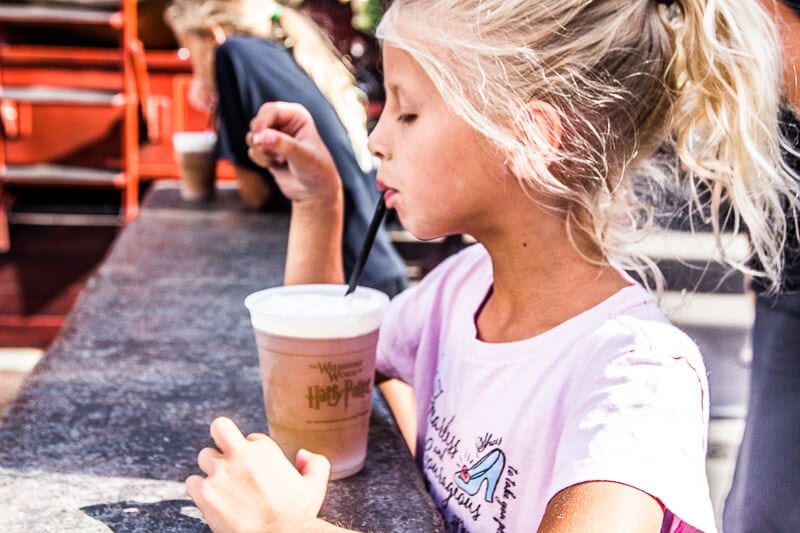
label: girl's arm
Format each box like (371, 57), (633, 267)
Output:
(538, 481), (663, 532)
(185, 104), (357, 532)
(247, 102), (345, 285)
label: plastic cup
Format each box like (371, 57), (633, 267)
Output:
(244, 284), (390, 480)
(172, 131), (217, 202)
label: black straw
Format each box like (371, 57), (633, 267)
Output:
(345, 194), (387, 296)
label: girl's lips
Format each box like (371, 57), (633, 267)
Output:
(381, 188), (398, 208)
(376, 180), (398, 206)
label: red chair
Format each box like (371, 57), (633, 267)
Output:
(0, 0), (151, 251)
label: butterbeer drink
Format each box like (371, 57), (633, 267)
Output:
(172, 131), (217, 202)
(244, 284), (389, 480)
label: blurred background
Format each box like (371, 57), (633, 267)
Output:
(0, 0), (385, 373)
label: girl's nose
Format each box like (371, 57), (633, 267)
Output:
(368, 113), (389, 161)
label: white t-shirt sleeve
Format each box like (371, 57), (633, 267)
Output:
(375, 243), (487, 386)
(375, 285), (422, 384)
(548, 319), (716, 532)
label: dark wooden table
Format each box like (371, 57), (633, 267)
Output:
(0, 181), (444, 532)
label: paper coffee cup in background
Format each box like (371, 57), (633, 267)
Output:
(172, 131), (217, 202)
(244, 284), (390, 480)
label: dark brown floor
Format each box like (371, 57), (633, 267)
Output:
(0, 223), (119, 348)
(0, 221), (119, 413)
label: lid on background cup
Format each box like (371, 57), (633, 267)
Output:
(244, 284), (390, 338)
(172, 131), (218, 153)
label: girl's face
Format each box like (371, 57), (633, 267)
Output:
(369, 45), (508, 241)
(178, 30), (218, 88)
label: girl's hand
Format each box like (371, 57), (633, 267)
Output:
(186, 417), (331, 533)
(246, 102), (341, 205)
(247, 102), (345, 285)
(188, 74), (218, 114)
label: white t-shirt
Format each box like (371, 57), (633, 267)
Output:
(377, 244), (717, 533)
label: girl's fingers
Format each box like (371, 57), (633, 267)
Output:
(249, 101), (310, 136)
(247, 146), (275, 168)
(246, 128), (286, 164)
(209, 416), (246, 454)
(185, 474), (206, 504)
(296, 449), (330, 485)
(252, 128), (277, 146)
(252, 127), (321, 171)
(245, 432), (270, 442)
(197, 446), (223, 475)
(295, 449), (331, 514)
(248, 129), (298, 171)
(252, 128), (294, 156)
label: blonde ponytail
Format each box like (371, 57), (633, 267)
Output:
(278, 7), (374, 172)
(379, 0), (800, 293)
(664, 0), (800, 292)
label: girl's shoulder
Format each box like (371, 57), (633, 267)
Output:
(578, 285), (707, 389)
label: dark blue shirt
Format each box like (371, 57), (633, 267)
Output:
(751, 108), (800, 293)
(213, 36), (407, 297)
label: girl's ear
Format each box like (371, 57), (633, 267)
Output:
(504, 100), (562, 179)
(525, 99), (562, 154)
(209, 23), (227, 44)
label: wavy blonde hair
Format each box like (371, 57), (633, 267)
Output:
(378, 0), (800, 293)
(164, 0), (373, 172)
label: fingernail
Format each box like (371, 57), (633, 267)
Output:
(254, 130), (276, 145)
(297, 448), (312, 461)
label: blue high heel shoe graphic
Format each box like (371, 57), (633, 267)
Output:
(454, 448), (506, 502)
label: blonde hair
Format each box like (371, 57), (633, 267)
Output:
(164, 0), (374, 172)
(378, 0), (800, 293)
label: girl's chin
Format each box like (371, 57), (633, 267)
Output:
(399, 220), (447, 242)
(394, 207), (456, 241)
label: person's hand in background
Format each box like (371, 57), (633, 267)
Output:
(188, 74), (218, 115)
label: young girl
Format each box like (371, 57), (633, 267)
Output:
(164, 0), (407, 297)
(185, 0), (800, 531)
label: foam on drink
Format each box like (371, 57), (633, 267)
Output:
(247, 287), (385, 338)
(173, 131), (217, 153)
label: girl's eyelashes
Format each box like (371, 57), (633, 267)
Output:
(397, 113), (418, 123)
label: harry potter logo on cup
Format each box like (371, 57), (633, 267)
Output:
(310, 360), (363, 382)
(306, 377), (372, 410)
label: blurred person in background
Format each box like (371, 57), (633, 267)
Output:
(723, 1), (800, 531)
(164, 0), (408, 298)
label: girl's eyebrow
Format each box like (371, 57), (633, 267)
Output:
(385, 83), (418, 104)
(383, 84), (408, 107)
